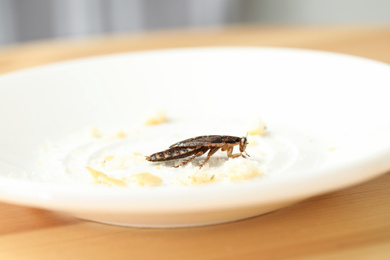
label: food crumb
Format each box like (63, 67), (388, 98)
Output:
(177, 170), (215, 185)
(89, 126), (101, 138)
(101, 155), (116, 167)
(327, 147), (336, 152)
(128, 172), (163, 187)
(144, 110), (167, 126)
(247, 138), (258, 146)
(189, 173), (215, 184)
(99, 153), (144, 170)
(248, 118), (267, 136)
(219, 158), (263, 181)
(36, 161), (43, 166)
(85, 166), (127, 186)
(103, 155), (115, 162)
(115, 131), (126, 139)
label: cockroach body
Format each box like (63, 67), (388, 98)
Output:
(145, 135), (249, 169)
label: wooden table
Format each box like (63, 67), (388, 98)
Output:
(0, 26), (389, 260)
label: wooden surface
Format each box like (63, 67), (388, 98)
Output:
(0, 26), (390, 260)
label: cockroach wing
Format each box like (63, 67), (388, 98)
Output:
(169, 135), (224, 148)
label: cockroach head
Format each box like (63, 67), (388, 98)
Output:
(239, 136), (248, 152)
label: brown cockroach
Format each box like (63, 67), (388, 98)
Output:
(145, 135), (250, 169)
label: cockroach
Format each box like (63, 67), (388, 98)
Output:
(145, 135), (250, 169)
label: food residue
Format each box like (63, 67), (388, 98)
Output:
(34, 114), (269, 188)
(116, 131), (127, 139)
(221, 158), (263, 181)
(127, 172), (163, 187)
(144, 110), (168, 126)
(177, 170), (215, 185)
(86, 166), (127, 187)
(248, 118), (267, 136)
(89, 126), (101, 138)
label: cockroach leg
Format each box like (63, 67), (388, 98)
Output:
(173, 147), (209, 168)
(221, 143), (229, 152)
(230, 153), (245, 158)
(226, 146), (246, 158)
(172, 155), (197, 168)
(199, 147), (220, 169)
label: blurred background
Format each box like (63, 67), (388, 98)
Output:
(0, 0), (390, 46)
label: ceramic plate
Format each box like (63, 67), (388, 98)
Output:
(1, 47), (390, 227)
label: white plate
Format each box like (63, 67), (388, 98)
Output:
(1, 47), (390, 228)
